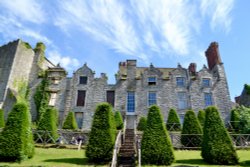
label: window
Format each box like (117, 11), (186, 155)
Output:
(52, 79), (59, 84)
(107, 91), (115, 106)
(148, 77), (156, 85)
(49, 93), (57, 106)
(127, 91), (135, 112)
(79, 76), (87, 84)
(176, 77), (185, 87)
(177, 92), (188, 109)
(77, 90), (86, 106)
(204, 93), (213, 107)
(75, 112), (83, 129)
(202, 78), (210, 87)
(148, 92), (157, 106)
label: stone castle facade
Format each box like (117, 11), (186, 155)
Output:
(0, 39), (232, 129)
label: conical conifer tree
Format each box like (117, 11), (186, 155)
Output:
(137, 116), (147, 131)
(62, 111), (78, 130)
(86, 103), (116, 162)
(141, 105), (175, 165)
(0, 102), (34, 161)
(197, 110), (205, 127)
(181, 110), (202, 147)
(166, 108), (181, 131)
(201, 106), (239, 165)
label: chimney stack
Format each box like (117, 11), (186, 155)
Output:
(205, 42), (222, 70)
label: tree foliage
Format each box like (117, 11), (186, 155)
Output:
(197, 110), (205, 127)
(230, 108), (240, 132)
(37, 107), (58, 142)
(166, 108), (181, 131)
(181, 110), (202, 147)
(0, 109), (4, 128)
(114, 111), (123, 130)
(86, 103), (116, 162)
(137, 116), (147, 131)
(0, 102), (34, 162)
(62, 112), (78, 130)
(141, 105), (175, 165)
(201, 106), (238, 165)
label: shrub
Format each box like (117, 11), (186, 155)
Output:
(0, 102), (34, 162)
(37, 107), (58, 142)
(181, 110), (202, 147)
(114, 111), (123, 130)
(166, 108), (181, 131)
(86, 103), (116, 162)
(230, 108), (240, 132)
(62, 112), (78, 130)
(137, 116), (147, 131)
(0, 109), (4, 128)
(239, 106), (250, 134)
(201, 106), (239, 165)
(141, 105), (175, 165)
(197, 110), (205, 127)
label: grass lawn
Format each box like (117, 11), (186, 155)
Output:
(0, 148), (249, 167)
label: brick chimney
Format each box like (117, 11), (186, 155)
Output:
(205, 42), (222, 70)
(188, 63), (197, 75)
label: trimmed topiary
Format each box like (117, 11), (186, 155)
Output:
(0, 102), (34, 162)
(0, 109), (4, 128)
(230, 108), (240, 132)
(166, 108), (181, 131)
(197, 110), (205, 127)
(141, 105), (175, 165)
(181, 110), (202, 147)
(137, 116), (147, 131)
(114, 111), (123, 130)
(37, 107), (58, 142)
(62, 111), (78, 130)
(86, 103), (116, 162)
(201, 106), (239, 165)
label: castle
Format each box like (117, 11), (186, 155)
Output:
(0, 39), (232, 129)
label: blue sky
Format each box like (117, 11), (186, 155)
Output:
(0, 0), (249, 101)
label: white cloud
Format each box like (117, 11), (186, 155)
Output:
(0, 15), (51, 45)
(0, 0), (45, 24)
(200, 0), (234, 32)
(47, 50), (80, 71)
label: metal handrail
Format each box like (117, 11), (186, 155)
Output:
(111, 130), (122, 167)
(134, 119), (141, 167)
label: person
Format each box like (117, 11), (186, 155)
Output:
(70, 137), (78, 145)
(76, 135), (84, 144)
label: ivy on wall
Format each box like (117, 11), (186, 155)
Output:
(12, 78), (30, 104)
(34, 71), (50, 122)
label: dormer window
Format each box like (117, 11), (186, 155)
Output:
(176, 77), (185, 87)
(79, 76), (87, 84)
(202, 78), (210, 87)
(148, 77), (156, 85)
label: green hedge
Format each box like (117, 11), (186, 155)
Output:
(37, 107), (58, 142)
(0, 102), (34, 162)
(181, 110), (202, 147)
(114, 111), (123, 130)
(86, 103), (116, 162)
(137, 116), (147, 131)
(197, 110), (205, 127)
(0, 109), (4, 128)
(141, 105), (175, 165)
(201, 106), (238, 165)
(62, 112), (78, 130)
(166, 108), (181, 131)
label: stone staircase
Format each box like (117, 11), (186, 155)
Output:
(118, 129), (136, 167)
